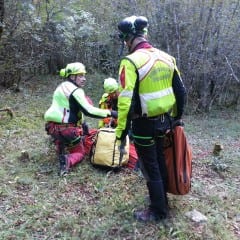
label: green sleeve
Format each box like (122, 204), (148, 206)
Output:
(72, 88), (111, 118)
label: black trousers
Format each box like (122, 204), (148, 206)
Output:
(132, 116), (169, 216)
(132, 117), (168, 183)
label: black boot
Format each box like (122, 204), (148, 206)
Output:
(59, 154), (69, 177)
(134, 180), (168, 222)
(148, 180), (168, 218)
(134, 208), (161, 222)
(162, 178), (169, 207)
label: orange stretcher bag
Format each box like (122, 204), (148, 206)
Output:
(84, 128), (98, 155)
(126, 143), (139, 170)
(164, 125), (192, 195)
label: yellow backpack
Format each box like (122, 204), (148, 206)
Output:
(90, 128), (129, 169)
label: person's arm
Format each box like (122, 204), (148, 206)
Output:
(172, 69), (186, 119)
(72, 88), (112, 119)
(98, 93), (110, 128)
(116, 58), (137, 140)
(98, 93), (109, 109)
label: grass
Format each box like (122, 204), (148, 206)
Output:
(0, 75), (240, 240)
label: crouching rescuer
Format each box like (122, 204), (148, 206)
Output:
(116, 16), (186, 222)
(44, 62), (117, 176)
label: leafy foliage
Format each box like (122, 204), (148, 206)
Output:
(0, 0), (239, 109)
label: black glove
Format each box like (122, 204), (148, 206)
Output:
(172, 118), (184, 127)
(111, 110), (118, 119)
(82, 122), (90, 135)
(116, 138), (127, 155)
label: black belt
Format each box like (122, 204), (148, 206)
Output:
(148, 114), (165, 122)
(132, 113), (165, 122)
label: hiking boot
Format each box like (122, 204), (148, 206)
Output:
(134, 208), (165, 222)
(59, 155), (69, 177)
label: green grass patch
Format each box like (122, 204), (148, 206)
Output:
(0, 75), (239, 239)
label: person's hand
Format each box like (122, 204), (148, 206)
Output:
(111, 110), (118, 119)
(116, 138), (127, 155)
(173, 118), (184, 127)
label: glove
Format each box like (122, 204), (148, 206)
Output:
(116, 138), (127, 155)
(172, 118), (184, 127)
(82, 122), (90, 135)
(110, 110), (118, 119)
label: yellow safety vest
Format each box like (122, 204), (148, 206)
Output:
(116, 47), (177, 139)
(98, 93), (110, 128)
(126, 48), (176, 117)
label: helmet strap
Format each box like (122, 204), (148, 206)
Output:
(128, 35), (137, 53)
(118, 40), (125, 57)
(69, 75), (76, 83)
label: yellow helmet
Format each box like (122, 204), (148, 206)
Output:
(103, 78), (119, 93)
(60, 62), (86, 78)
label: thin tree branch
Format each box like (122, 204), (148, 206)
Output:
(224, 55), (240, 83)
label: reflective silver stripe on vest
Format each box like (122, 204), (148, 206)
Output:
(63, 108), (70, 123)
(119, 89), (133, 98)
(138, 50), (175, 81)
(61, 81), (78, 98)
(140, 87), (174, 114)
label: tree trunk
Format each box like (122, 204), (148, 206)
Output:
(0, 0), (4, 39)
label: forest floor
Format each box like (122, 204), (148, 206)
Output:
(0, 75), (239, 240)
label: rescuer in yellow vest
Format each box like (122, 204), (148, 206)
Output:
(44, 62), (118, 176)
(116, 16), (186, 222)
(98, 77), (119, 128)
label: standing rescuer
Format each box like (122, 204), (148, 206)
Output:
(116, 16), (186, 222)
(44, 62), (117, 176)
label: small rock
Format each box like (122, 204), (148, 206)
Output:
(235, 213), (240, 222)
(18, 150), (30, 162)
(213, 143), (223, 156)
(185, 209), (208, 223)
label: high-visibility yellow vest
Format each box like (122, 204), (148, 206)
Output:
(116, 47), (178, 139)
(98, 93), (110, 128)
(44, 81), (110, 123)
(125, 48), (177, 117)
